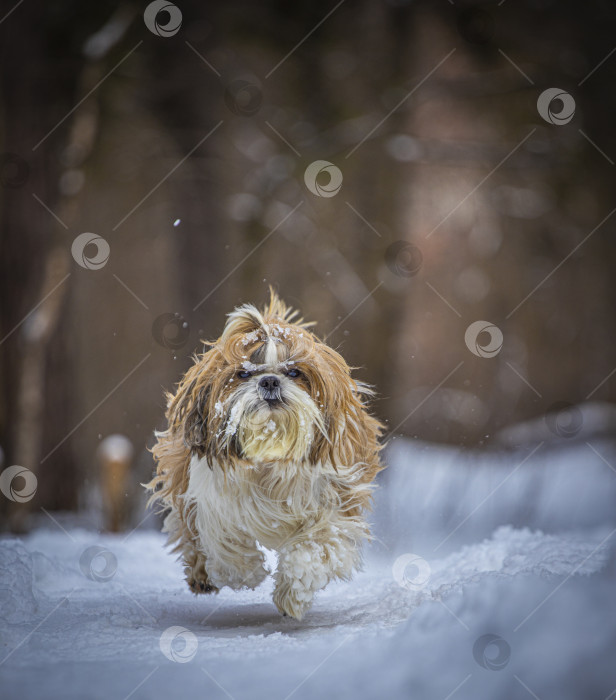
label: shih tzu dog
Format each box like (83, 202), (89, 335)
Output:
(146, 291), (384, 620)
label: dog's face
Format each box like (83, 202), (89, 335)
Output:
(211, 324), (326, 463)
(167, 294), (374, 467)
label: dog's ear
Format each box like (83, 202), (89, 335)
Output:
(180, 381), (210, 453)
(167, 355), (213, 456)
(306, 345), (380, 469)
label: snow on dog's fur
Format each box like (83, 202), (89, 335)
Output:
(145, 291), (384, 619)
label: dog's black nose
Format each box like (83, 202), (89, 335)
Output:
(258, 375), (280, 392)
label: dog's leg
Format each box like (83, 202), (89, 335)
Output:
(183, 542), (219, 594)
(273, 525), (363, 620)
(181, 469), (270, 592)
(163, 507), (219, 595)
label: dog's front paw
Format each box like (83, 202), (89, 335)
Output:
(272, 543), (330, 620)
(187, 575), (219, 595)
(184, 558), (219, 596)
(272, 578), (314, 620)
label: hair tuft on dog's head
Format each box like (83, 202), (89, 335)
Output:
(221, 288), (313, 347)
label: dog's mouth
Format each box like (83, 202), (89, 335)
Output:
(258, 387), (283, 405)
(262, 396), (282, 408)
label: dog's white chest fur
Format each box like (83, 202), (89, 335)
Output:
(186, 454), (337, 551)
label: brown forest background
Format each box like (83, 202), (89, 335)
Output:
(1, 0), (615, 528)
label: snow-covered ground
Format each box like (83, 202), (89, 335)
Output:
(2, 426), (616, 700)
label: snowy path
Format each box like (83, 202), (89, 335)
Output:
(2, 436), (616, 699)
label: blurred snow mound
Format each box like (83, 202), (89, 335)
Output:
(375, 433), (616, 554)
(432, 524), (610, 585)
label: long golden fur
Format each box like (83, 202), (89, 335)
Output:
(145, 291), (384, 619)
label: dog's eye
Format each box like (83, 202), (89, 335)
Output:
(237, 370), (252, 379)
(286, 368), (301, 378)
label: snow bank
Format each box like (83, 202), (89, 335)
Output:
(373, 436), (616, 555)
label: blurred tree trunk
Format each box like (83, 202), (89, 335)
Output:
(1, 3), (136, 526)
(0, 2), (75, 527)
